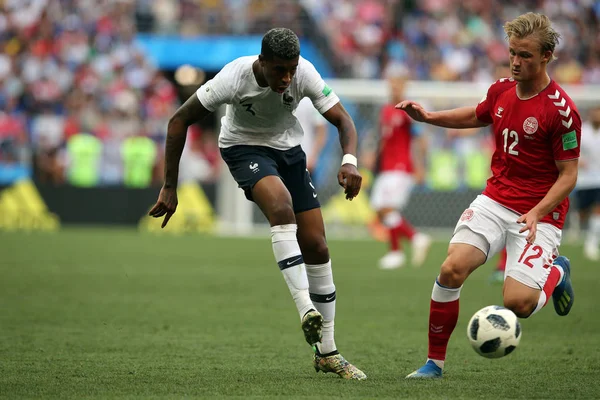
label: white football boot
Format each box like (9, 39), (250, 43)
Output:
(411, 233), (432, 267)
(378, 251), (406, 270)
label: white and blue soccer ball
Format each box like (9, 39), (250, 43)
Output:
(467, 305), (522, 359)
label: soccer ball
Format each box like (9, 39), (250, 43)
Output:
(467, 305), (522, 359)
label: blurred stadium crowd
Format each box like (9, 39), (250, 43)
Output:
(0, 0), (599, 187)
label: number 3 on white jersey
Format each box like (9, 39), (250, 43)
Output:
(502, 128), (519, 155)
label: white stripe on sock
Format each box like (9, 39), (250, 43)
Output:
(431, 278), (462, 303)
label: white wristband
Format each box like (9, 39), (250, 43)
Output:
(341, 154), (357, 167)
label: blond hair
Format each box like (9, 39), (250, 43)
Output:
(504, 12), (561, 62)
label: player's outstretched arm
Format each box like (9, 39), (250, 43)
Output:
(322, 102), (362, 200)
(148, 94), (212, 228)
(396, 102), (488, 129)
(162, 95), (211, 188)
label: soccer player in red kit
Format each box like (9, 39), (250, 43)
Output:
(396, 12), (579, 378)
(371, 67), (431, 269)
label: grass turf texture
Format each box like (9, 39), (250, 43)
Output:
(1, 228), (598, 399)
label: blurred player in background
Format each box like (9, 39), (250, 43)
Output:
(296, 97), (328, 175)
(149, 28), (366, 380)
(370, 65), (431, 269)
(489, 247), (508, 283)
(397, 13), (580, 378)
(578, 105), (600, 261)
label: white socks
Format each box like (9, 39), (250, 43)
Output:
(271, 224), (313, 319)
(531, 264), (564, 316)
(587, 215), (600, 247)
(306, 260), (337, 354)
(431, 278), (462, 302)
(531, 291), (547, 316)
(271, 225), (339, 354)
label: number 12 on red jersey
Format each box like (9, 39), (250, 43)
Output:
(502, 128), (519, 156)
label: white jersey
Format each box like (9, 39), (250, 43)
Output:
(578, 122), (600, 189)
(196, 55), (339, 150)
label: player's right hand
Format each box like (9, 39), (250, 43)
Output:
(395, 100), (428, 123)
(149, 186), (178, 228)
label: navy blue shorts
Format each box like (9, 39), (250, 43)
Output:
(220, 145), (320, 213)
(576, 188), (600, 211)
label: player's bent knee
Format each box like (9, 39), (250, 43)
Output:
(267, 203), (296, 226)
(301, 237), (329, 263)
(312, 239), (329, 260)
(439, 258), (468, 287)
(503, 298), (536, 319)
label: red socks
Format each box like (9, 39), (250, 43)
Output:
(388, 219), (416, 251)
(542, 265), (562, 306)
(428, 280), (462, 361)
(397, 219), (416, 240)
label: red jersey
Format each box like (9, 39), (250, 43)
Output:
(476, 78), (581, 229)
(379, 104), (420, 173)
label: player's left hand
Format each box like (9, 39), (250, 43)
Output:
(338, 164), (362, 200)
(517, 210), (541, 244)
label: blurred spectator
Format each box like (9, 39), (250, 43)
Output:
(0, 0), (203, 187)
(1, 0), (599, 190)
(121, 134), (157, 188)
(0, 97), (29, 165)
(65, 132), (103, 187)
(301, 0), (600, 80)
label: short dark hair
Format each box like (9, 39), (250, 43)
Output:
(261, 28), (300, 60)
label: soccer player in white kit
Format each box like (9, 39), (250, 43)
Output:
(397, 13), (579, 378)
(149, 28), (366, 380)
(577, 105), (600, 261)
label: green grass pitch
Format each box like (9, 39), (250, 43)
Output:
(1, 228), (598, 399)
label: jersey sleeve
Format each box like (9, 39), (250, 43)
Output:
(299, 58), (340, 114)
(195, 61), (237, 112)
(475, 85), (495, 124)
(549, 98), (582, 161)
(475, 78), (515, 124)
(312, 106), (327, 127)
